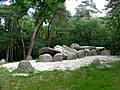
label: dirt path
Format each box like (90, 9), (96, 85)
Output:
(1, 55), (120, 72)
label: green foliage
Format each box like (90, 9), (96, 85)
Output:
(69, 18), (100, 45)
(50, 5), (71, 46)
(52, 17), (109, 47)
(105, 0), (120, 54)
(0, 0), (120, 61)
(0, 0), (66, 60)
(33, 0), (66, 21)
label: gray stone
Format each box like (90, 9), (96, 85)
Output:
(39, 47), (60, 56)
(39, 54), (53, 62)
(26, 55), (33, 60)
(96, 47), (105, 51)
(101, 50), (111, 56)
(62, 51), (69, 60)
(63, 45), (71, 51)
(54, 45), (68, 60)
(63, 45), (78, 60)
(70, 43), (81, 50)
(77, 50), (85, 58)
(91, 49), (97, 56)
(67, 52), (78, 60)
(63, 45), (78, 54)
(84, 49), (91, 56)
(17, 60), (34, 73)
(96, 49), (101, 55)
(53, 53), (63, 61)
(54, 45), (66, 53)
(0, 59), (6, 64)
(91, 58), (100, 65)
(80, 46), (96, 50)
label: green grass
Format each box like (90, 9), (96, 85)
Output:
(0, 61), (120, 90)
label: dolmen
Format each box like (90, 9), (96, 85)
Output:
(38, 43), (111, 62)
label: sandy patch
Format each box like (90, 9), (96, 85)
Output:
(0, 55), (120, 72)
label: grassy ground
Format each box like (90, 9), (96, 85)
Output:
(0, 61), (120, 90)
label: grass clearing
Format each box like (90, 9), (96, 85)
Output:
(0, 61), (120, 90)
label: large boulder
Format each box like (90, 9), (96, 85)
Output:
(70, 43), (81, 50)
(53, 53), (63, 61)
(91, 58), (100, 65)
(39, 47), (60, 56)
(91, 49), (97, 56)
(101, 50), (111, 56)
(54, 45), (68, 60)
(63, 45), (78, 54)
(96, 47), (105, 51)
(80, 46), (96, 50)
(63, 45), (78, 60)
(54, 45), (66, 53)
(96, 49), (101, 55)
(77, 50), (85, 58)
(17, 60), (34, 73)
(39, 54), (53, 62)
(0, 59), (6, 64)
(67, 52), (78, 60)
(84, 49), (91, 56)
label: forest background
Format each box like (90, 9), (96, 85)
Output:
(0, 0), (119, 62)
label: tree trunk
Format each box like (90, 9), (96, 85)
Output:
(6, 42), (9, 62)
(9, 36), (13, 61)
(20, 29), (26, 59)
(6, 17), (13, 62)
(46, 15), (54, 47)
(18, 22), (26, 60)
(46, 22), (51, 47)
(27, 20), (43, 57)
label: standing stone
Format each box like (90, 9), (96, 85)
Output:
(91, 58), (100, 65)
(26, 55), (33, 60)
(67, 52), (78, 60)
(39, 54), (53, 62)
(0, 59), (6, 64)
(77, 50), (85, 58)
(96, 49), (100, 55)
(61, 51), (68, 60)
(17, 60), (34, 73)
(101, 50), (111, 56)
(63, 45), (78, 60)
(84, 49), (91, 56)
(54, 45), (68, 60)
(53, 53), (63, 61)
(91, 49), (97, 56)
